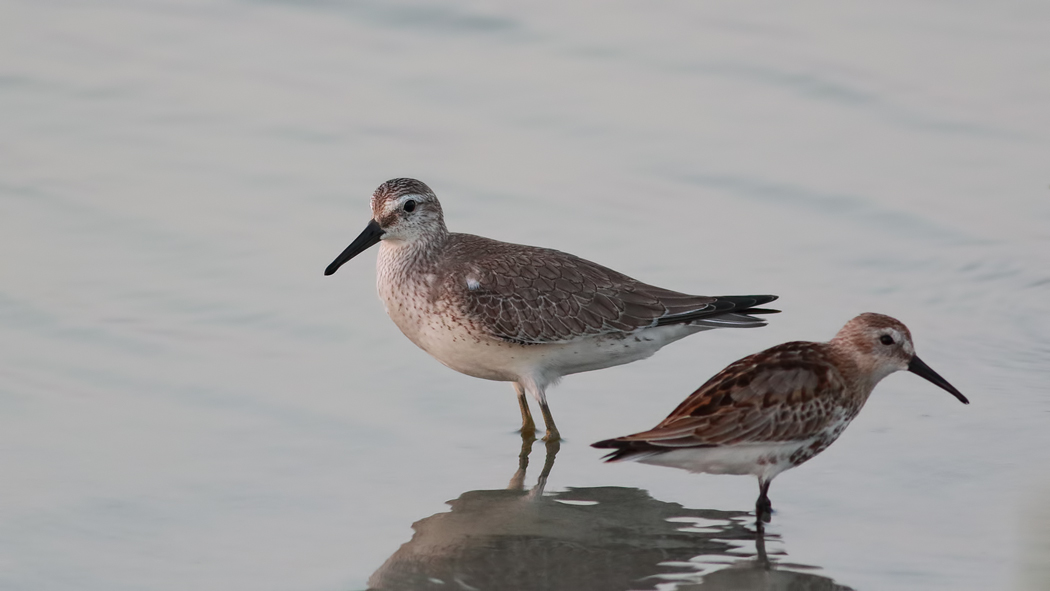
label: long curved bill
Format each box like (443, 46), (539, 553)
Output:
(908, 356), (968, 404)
(324, 219), (384, 276)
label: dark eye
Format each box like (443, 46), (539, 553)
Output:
(880, 335), (894, 346)
(403, 199), (416, 213)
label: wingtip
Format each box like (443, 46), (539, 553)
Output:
(722, 294), (779, 309)
(591, 438), (630, 462)
(654, 294), (781, 327)
(592, 438), (666, 462)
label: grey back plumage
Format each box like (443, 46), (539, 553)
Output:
(436, 234), (776, 345)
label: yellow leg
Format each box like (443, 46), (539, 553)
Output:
(539, 400), (561, 442)
(514, 383), (537, 437)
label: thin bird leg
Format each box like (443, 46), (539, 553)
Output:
(756, 478), (773, 525)
(521, 378), (561, 442)
(513, 382), (537, 438)
(538, 399), (561, 442)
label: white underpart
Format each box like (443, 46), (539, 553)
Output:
(635, 441), (815, 482)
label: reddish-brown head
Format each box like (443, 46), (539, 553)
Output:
(831, 313), (967, 404)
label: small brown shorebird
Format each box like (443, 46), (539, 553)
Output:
(324, 178), (778, 441)
(593, 313), (968, 523)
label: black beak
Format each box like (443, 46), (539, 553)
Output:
(908, 356), (968, 404)
(324, 219), (384, 276)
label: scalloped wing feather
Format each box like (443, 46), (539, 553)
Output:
(613, 343), (856, 447)
(439, 234), (724, 344)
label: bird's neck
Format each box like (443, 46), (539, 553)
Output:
(827, 339), (894, 397)
(377, 229), (449, 280)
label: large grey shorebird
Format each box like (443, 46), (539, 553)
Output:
(324, 178), (778, 441)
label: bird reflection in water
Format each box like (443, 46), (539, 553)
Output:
(368, 442), (853, 591)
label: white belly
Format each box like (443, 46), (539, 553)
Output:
(407, 320), (536, 382)
(543, 324), (708, 376)
(636, 441), (812, 481)
(385, 304), (708, 384)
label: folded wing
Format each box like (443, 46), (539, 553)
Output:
(440, 235), (776, 345)
(593, 343), (852, 459)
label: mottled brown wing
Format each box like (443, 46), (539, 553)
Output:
(438, 234), (725, 344)
(615, 343), (852, 446)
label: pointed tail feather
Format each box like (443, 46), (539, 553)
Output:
(656, 294), (779, 328)
(592, 437), (668, 462)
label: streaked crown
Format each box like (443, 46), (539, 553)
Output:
(370, 178), (446, 241)
(832, 312), (915, 379)
(371, 178), (436, 211)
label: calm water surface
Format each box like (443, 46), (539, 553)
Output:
(2, 1), (1049, 590)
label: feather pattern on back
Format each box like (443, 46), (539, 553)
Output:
(436, 234), (776, 345)
(594, 342), (868, 458)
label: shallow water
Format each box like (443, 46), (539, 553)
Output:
(2, 1), (1049, 590)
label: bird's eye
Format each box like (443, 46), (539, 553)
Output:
(880, 335), (895, 346)
(403, 200), (416, 213)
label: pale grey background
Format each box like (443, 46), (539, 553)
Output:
(2, 1), (1049, 589)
